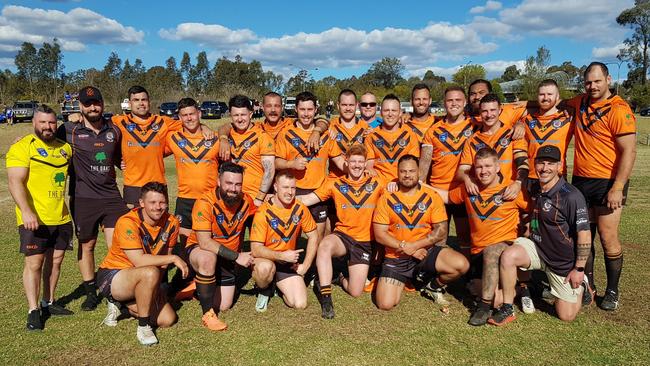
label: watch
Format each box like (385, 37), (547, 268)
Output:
(575, 267), (585, 272)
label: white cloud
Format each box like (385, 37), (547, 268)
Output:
(592, 43), (626, 59)
(0, 57), (14, 68)
(159, 23), (257, 47)
(409, 60), (525, 79)
(470, 1), (502, 14)
(468, 16), (515, 39)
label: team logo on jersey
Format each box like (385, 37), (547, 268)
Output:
(142, 234), (151, 244)
(216, 214), (225, 224)
(463, 128), (473, 137)
(37, 148), (48, 157)
(417, 202), (427, 213)
(475, 143), (486, 151)
(243, 140), (251, 149)
(494, 195), (504, 206)
(355, 136), (363, 144)
(398, 139), (407, 147)
(439, 132), (448, 142)
(529, 120), (537, 129)
(375, 139), (384, 148)
(178, 139), (187, 148)
(127, 123), (136, 132)
(204, 140), (213, 148)
(176, 214), (183, 223)
(235, 212), (243, 221)
(393, 203), (403, 214)
(552, 119), (562, 129)
(336, 132), (343, 142)
(125, 229), (137, 241)
(291, 138), (301, 147)
(499, 138), (509, 147)
(339, 184), (349, 194)
(543, 200), (552, 212)
(60, 149), (68, 159)
(106, 131), (115, 143)
(270, 218), (279, 229)
(365, 184), (374, 193)
(161, 232), (169, 243)
(292, 214), (300, 224)
(151, 123), (160, 132)
(470, 195), (477, 203)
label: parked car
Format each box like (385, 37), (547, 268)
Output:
(200, 101), (222, 119)
(400, 102), (413, 114)
(12, 101), (37, 122)
(640, 107), (650, 117)
(218, 101), (228, 116)
(120, 98), (131, 113)
(159, 102), (179, 119)
(429, 102), (445, 114)
(284, 96), (296, 117)
(62, 100), (80, 122)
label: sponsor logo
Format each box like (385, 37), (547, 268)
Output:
(178, 139), (187, 148)
(106, 131), (115, 142)
(94, 151), (107, 164)
(398, 139), (407, 147)
(216, 214), (225, 224)
(161, 232), (169, 243)
(552, 119), (562, 129)
(463, 128), (473, 137)
(494, 195), (503, 206)
(542, 200), (552, 212)
(151, 123), (160, 132)
(375, 139), (384, 148)
(291, 138), (301, 147)
(365, 184), (374, 193)
(499, 137), (509, 147)
(59, 149), (68, 159)
(270, 218), (279, 229)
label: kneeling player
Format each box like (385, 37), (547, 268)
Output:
(186, 162), (255, 331)
(372, 155), (469, 311)
(298, 144), (384, 319)
(97, 182), (188, 346)
(250, 170), (319, 312)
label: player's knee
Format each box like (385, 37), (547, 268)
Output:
(348, 287), (364, 298)
(556, 308), (578, 322)
(195, 255), (216, 275)
(140, 266), (161, 285)
(157, 312), (178, 328)
(499, 249), (517, 268)
(254, 261), (275, 279)
(376, 296), (397, 311)
(292, 297), (308, 310)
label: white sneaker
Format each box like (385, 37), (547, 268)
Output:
(521, 294), (536, 314)
(431, 290), (450, 305)
(136, 325), (158, 346)
(102, 301), (120, 326)
(255, 294), (269, 313)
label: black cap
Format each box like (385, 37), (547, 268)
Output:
(78, 86), (103, 104)
(535, 145), (561, 162)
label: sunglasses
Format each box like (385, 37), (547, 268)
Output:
(360, 102), (377, 107)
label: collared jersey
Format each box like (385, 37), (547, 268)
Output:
(404, 113), (437, 144)
(522, 111), (573, 178)
(275, 122), (342, 190)
(260, 117), (293, 140)
(100, 209), (179, 270)
(460, 122), (528, 184)
(373, 185), (447, 259)
(165, 130), (219, 199)
(529, 177), (590, 276)
(365, 125), (420, 183)
(565, 94), (636, 179)
(468, 103), (527, 128)
(313, 175), (384, 242)
(422, 117), (477, 189)
(449, 183), (528, 254)
(328, 116), (369, 178)
(6, 134), (72, 226)
(56, 120), (123, 199)
(228, 124), (275, 198)
(113, 114), (182, 186)
(187, 190), (255, 252)
(250, 199), (317, 252)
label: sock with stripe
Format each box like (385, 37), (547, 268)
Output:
(195, 272), (216, 314)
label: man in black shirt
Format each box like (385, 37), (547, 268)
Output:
(490, 146), (591, 325)
(56, 86), (129, 311)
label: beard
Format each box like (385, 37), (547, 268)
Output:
(35, 128), (55, 142)
(83, 110), (103, 123)
(399, 179), (418, 190)
(219, 187), (242, 207)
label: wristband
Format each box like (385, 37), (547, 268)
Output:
(255, 191), (267, 201)
(574, 267), (585, 272)
(219, 135), (228, 140)
(217, 245), (239, 261)
(612, 181), (625, 191)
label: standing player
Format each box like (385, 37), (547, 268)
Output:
(466, 79), (527, 129)
(565, 62), (636, 310)
(365, 94), (420, 183)
(56, 86), (129, 311)
(7, 105), (74, 330)
(97, 182), (187, 346)
(328, 89), (369, 178)
(185, 162), (255, 330)
(404, 84), (437, 144)
(249, 170), (320, 312)
(372, 155), (468, 310)
(359, 92), (383, 129)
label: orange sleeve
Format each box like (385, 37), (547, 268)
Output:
(459, 140), (473, 166)
(448, 186), (466, 205)
(408, 132), (420, 157)
(513, 135), (528, 153)
(260, 132), (275, 156)
(610, 106), (636, 136)
(191, 198), (214, 232)
(167, 220), (180, 249)
(114, 218), (143, 251)
(301, 204), (317, 233)
(275, 134), (288, 159)
(313, 179), (334, 201)
(168, 118), (182, 133)
(249, 208), (267, 243)
(372, 194), (390, 225)
(364, 135), (377, 160)
(515, 191), (530, 211)
(164, 134), (173, 156)
(422, 127), (434, 146)
(328, 138), (343, 158)
(429, 192), (448, 223)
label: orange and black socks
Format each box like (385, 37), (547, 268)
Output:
(195, 272), (216, 314)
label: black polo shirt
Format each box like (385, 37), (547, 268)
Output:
(529, 177), (590, 276)
(56, 119), (123, 199)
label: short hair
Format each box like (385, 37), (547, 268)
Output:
(444, 85), (466, 98)
(295, 91), (318, 107)
(346, 144), (367, 159)
(34, 104), (56, 117)
(469, 79), (492, 93)
(479, 93), (501, 107)
(263, 91), (282, 103)
(382, 93), (400, 104)
(411, 83), (431, 99)
(177, 97), (198, 111)
(538, 79), (559, 90)
(398, 154), (419, 167)
(140, 181), (168, 200)
(274, 169), (295, 182)
(229, 94), (253, 111)
(475, 147), (499, 161)
(584, 62), (609, 78)
(219, 161), (244, 175)
(127, 85), (149, 99)
(338, 89), (357, 102)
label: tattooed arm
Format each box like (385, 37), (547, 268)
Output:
(418, 144), (433, 183)
(403, 222), (448, 256)
(256, 156), (275, 206)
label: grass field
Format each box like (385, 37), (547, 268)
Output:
(0, 117), (649, 365)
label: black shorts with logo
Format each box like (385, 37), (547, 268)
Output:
(572, 176), (629, 208)
(19, 223), (73, 256)
(174, 197), (196, 230)
(71, 197), (129, 242)
(380, 246), (443, 284)
(333, 231), (372, 266)
(296, 188), (328, 223)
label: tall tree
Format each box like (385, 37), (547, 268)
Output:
(180, 51), (192, 92)
(521, 46), (551, 99)
(364, 57), (405, 88)
(500, 65), (521, 82)
(617, 0), (650, 85)
(452, 64), (486, 90)
(188, 51), (210, 96)
(14, 42), (38, 99)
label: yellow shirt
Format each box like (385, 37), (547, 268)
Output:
(6, 134), (72, 226)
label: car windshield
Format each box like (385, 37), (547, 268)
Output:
(14, 103), (33, 108)
(161, 103), (177, 109)
(202, 102), (218, 107)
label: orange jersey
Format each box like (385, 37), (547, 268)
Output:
(260, 117), (293, 140)
(228, 125), (275, 198)
(405, 113), (437, 143)
(373, 185), (447, 259)
(165, 131), (219, 199)
(566, 94), (636, 179)
(365, 126), (420, 183)
(250, 199), (317, 252)
(422, 117), (477, 189)
(275, 123), (342, 190)
(328, 117), (370, 178)
(449, 184), (528, 254)
(100, 209), (179, 270)
(313, 175), (384, 241)
(522, 111), (574, 178)
(460, 123), (528, 183)
(187, 190), (255, 252)
(113, 114), (182, 186)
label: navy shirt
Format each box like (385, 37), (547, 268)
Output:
(529, 177), (590, 276)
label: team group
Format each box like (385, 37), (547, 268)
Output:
(6, 61), (636, 346)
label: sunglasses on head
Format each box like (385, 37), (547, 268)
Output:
(360, 102), (377, 107)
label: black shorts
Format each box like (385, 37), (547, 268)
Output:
(572, 176), (629, 208)
(174, 197), (196, 230)
(296, 188), (328, 223)
(123, 185), (142, 206)
(71, 197), (129, 242)
(275, 262), (300, 282)
(19, 223), (73, 256)
(97, 267), (121, 300)
(333, 231), (372, 266)
(468, 252), (484, 280)
(380, 246), (443, 284)
(445, 203), (467, 219)
(186, 245), (238, 286)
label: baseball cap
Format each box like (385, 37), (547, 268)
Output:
(535, 145), (561, 162)
(78, 86), (103, 104)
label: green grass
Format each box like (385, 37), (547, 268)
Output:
(0, 117), (649, 365)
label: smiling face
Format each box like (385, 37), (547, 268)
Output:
(474, 156), (500, 187)
(33, 111), (58, 142)
(380, 99), (401, 130)
(274, 175), (296, 206)
(80, 100), (104, 123)
(129, 92), (150, 118)
(263, 94), (283, 124)
(535, 158), (561, 185)
(584, 66), (612, 102)
(479, 101), (501, 130)
(230, 106), (253, 132)
(397, 158), (419, 190)
(411, 88), (431, 117)
(296, 100), (317, 127)
(469, 82), (490, 113)
(359, 93), (378, 120)
(218, 171), (244, 207)
(444, 90), (466, 120)
(338, 93), (357, 122)
(179, 105), (201, 131)
(537, 84), (560, 113)
(346, 153), (366, 180)
(139, 191), (168, 222)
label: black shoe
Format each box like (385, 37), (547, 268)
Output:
(599, 289), (619, 311)
(44, 302), (74, 316)
(81, 292), (100, 311)
(488, 304), (516, 326)
(468, 305), (491, 326)
(26, 309), (43, 331)
(321, 298), (335, 319)
(581, 279), (595, 307)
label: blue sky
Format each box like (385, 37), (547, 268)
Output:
(0, 0), (634, 81)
